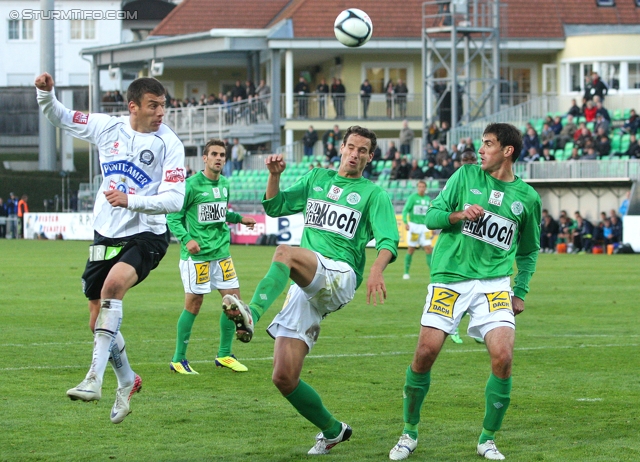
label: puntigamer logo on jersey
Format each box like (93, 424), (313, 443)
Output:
(461, 204), (516, 250)
(102, 161), (151, 188)
(198, 203), (227, 223)
(305, 199), (361, 238)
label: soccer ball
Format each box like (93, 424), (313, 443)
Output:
(334, 9), (373, 48)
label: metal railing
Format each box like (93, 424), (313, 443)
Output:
(447, 95), (559, 146)
(515, 159), (640, 180)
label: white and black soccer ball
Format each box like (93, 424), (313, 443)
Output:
(334, 9), (373, 48)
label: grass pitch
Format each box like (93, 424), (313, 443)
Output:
(1, 240), (639, 461)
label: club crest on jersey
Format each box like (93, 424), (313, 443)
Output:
(223, 187), (228, 198)
(305, 199), (361, 238)
(213, 187), (221, 199)
(139, 150), (154, 165)
(102, 161), (151, 188)
(511, 201), (523, 216)
(488, 190), (504, 206)
(198, 202), (226, 223)
(72, 111), (88, 124)
(346, 192), (361, 205)
(327, 185), (343, 201)
(462, 204), (516, 250)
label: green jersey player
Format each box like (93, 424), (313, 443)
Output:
(389, 123), (541, 461)
(401, 180), (433, 280)
(222, 126), (398, 455)
(167, 139), (256, 374)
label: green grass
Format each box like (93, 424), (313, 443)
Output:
(1, 241), (639, 461)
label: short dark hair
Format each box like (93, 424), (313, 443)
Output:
(417, 180), (427, 187)
(342, 125), (377, 154)
(126, 77), (166, 107)
(203, 138), (226, 156)
(483, 123), (523, 161)
(460, 149), (477, 165)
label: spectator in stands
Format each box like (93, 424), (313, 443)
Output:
(463, 137), (476, 152)
(522, 127), (541, 158)
(550, 116), (563, 136)
(437, 121), (450, 145)
(595, 100), (610, 122)
(372, 145), (382, 162)
(582, 147), (598, 160)
(223, 138), (232, 177)
(567, 148), (581, 161)
(294, 76), (310, 118)
(460, 149), (477, 165)
(567, 98), (582, 118)
(594, 127), (611, 158)
(231, 80), (247, 101)
(385, 141), (398, 160)
(584, 100), (597, 122)
(425, 140), (439, 161)
(590, 72), (608, 101)
(541, 147), (556, 161)
(540, 122), (555, 151)
(316, 78), (329, 119)
(427, 123), (440, 144)
(17, 194), (28, 239)
(256, 79), (270, 119)
(6, 192), (17, 239)
(449, 144), (460, 162)
(554, 114), (578, 149)
(439, 158), (455, 179)
(185, 166), (194, 178)
(540, 213), (558, 253)
(399, 120), (414, 155)
(331, 78), (346, 119)
(360, 79), (372, 119)
(602, 218), (614, 246)
(621, 109), (639, 135)
(556, 215), (574, 250)
(619, 191), (631, 216)
(385, 80), (395, 118)
(582, 75), (593, 104)
(322, 125), (341, 156)
(409, 159), (425, 179)
(303, 125), (318, 157)
(395, 79), (409, 118)
(395, 157), (411, 180)
(435, 144), (450, 166)
(574, 123), (592, 150)
(456, 137), (467, 153)
(325, 143), (339, 164)
(0, 197), (6, 238)
(523, 147), (540, 162)
(615, 133), (640, 158)
(424, 159), (441, 179)
(245, 80), (256, 98)
(572, 212), (594, 253)
(609, 213), (623, 245)
(231, 138), (246, 171)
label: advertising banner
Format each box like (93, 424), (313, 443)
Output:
(24, 213), (94, 240)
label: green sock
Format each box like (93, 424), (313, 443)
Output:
(172, 309), (197, 363)
(426, 253), (432, 268)
(217, 311), (235, 357)
(285, 380), (341, 438)
(402, 366), (431, 441)
(479, 374), (512, 444)
(404, 253), (413, 273)
(249, 261), (290, 323)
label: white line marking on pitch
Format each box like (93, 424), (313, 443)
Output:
(0, 343), (636, 372)
(576, 398), (603, 402)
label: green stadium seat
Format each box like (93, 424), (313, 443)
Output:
(624, 108), (631, 119)
(613, 109), (623, 121)
(586, 122), (594, 131)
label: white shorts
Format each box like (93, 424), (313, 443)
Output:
(407, 222), (433, 248)
(267, 252), (357, 351)
(420, 277), (515, 340)
(179, 257), (239, 294)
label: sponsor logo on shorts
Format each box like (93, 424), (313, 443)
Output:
(164, 168), (185, 183)
(489, 190), (504, 206)
(102, 161), (151, 188)
(462, 205), (516, 250)
(486, 291), (513, 313)
(219, 257), (236, 281)
(305, 199), (361, 238)
(327, 185), (343, 201)
(427, 287), (460, 318)
(194, 262), (210, 284)
(198, 202), (226, 223)
(72, 111), (88, 124)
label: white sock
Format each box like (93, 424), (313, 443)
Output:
(109, 331), (135, 387)
(88, 299), (122, 382)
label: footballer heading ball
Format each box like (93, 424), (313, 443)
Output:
(334, 9), (373, 48)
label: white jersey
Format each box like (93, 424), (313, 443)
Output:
(37, 88), (185, 238)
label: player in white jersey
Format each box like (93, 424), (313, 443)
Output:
(35, 72), (185, 423)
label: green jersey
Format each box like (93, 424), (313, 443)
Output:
(425, 165), (541, 300)
(262, 168), (399, 288)
(167, 171), (243, 261)
(402, 193), (431, 225)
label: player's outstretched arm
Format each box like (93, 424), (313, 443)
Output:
(265, 154), (286, 200)
(366, 249), (394, 306)
(35, 73), (54, 92)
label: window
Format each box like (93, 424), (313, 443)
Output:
(8, 19), (33, 40)
(364, 65), (409, 93)
(629, 63), (640, 89)
(596, 0), (615, 5)
(599, 62), (620, 90)
(70, 20), (96, 40)
(543, 64), (558, 95)
(568, 63), (593, 93)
